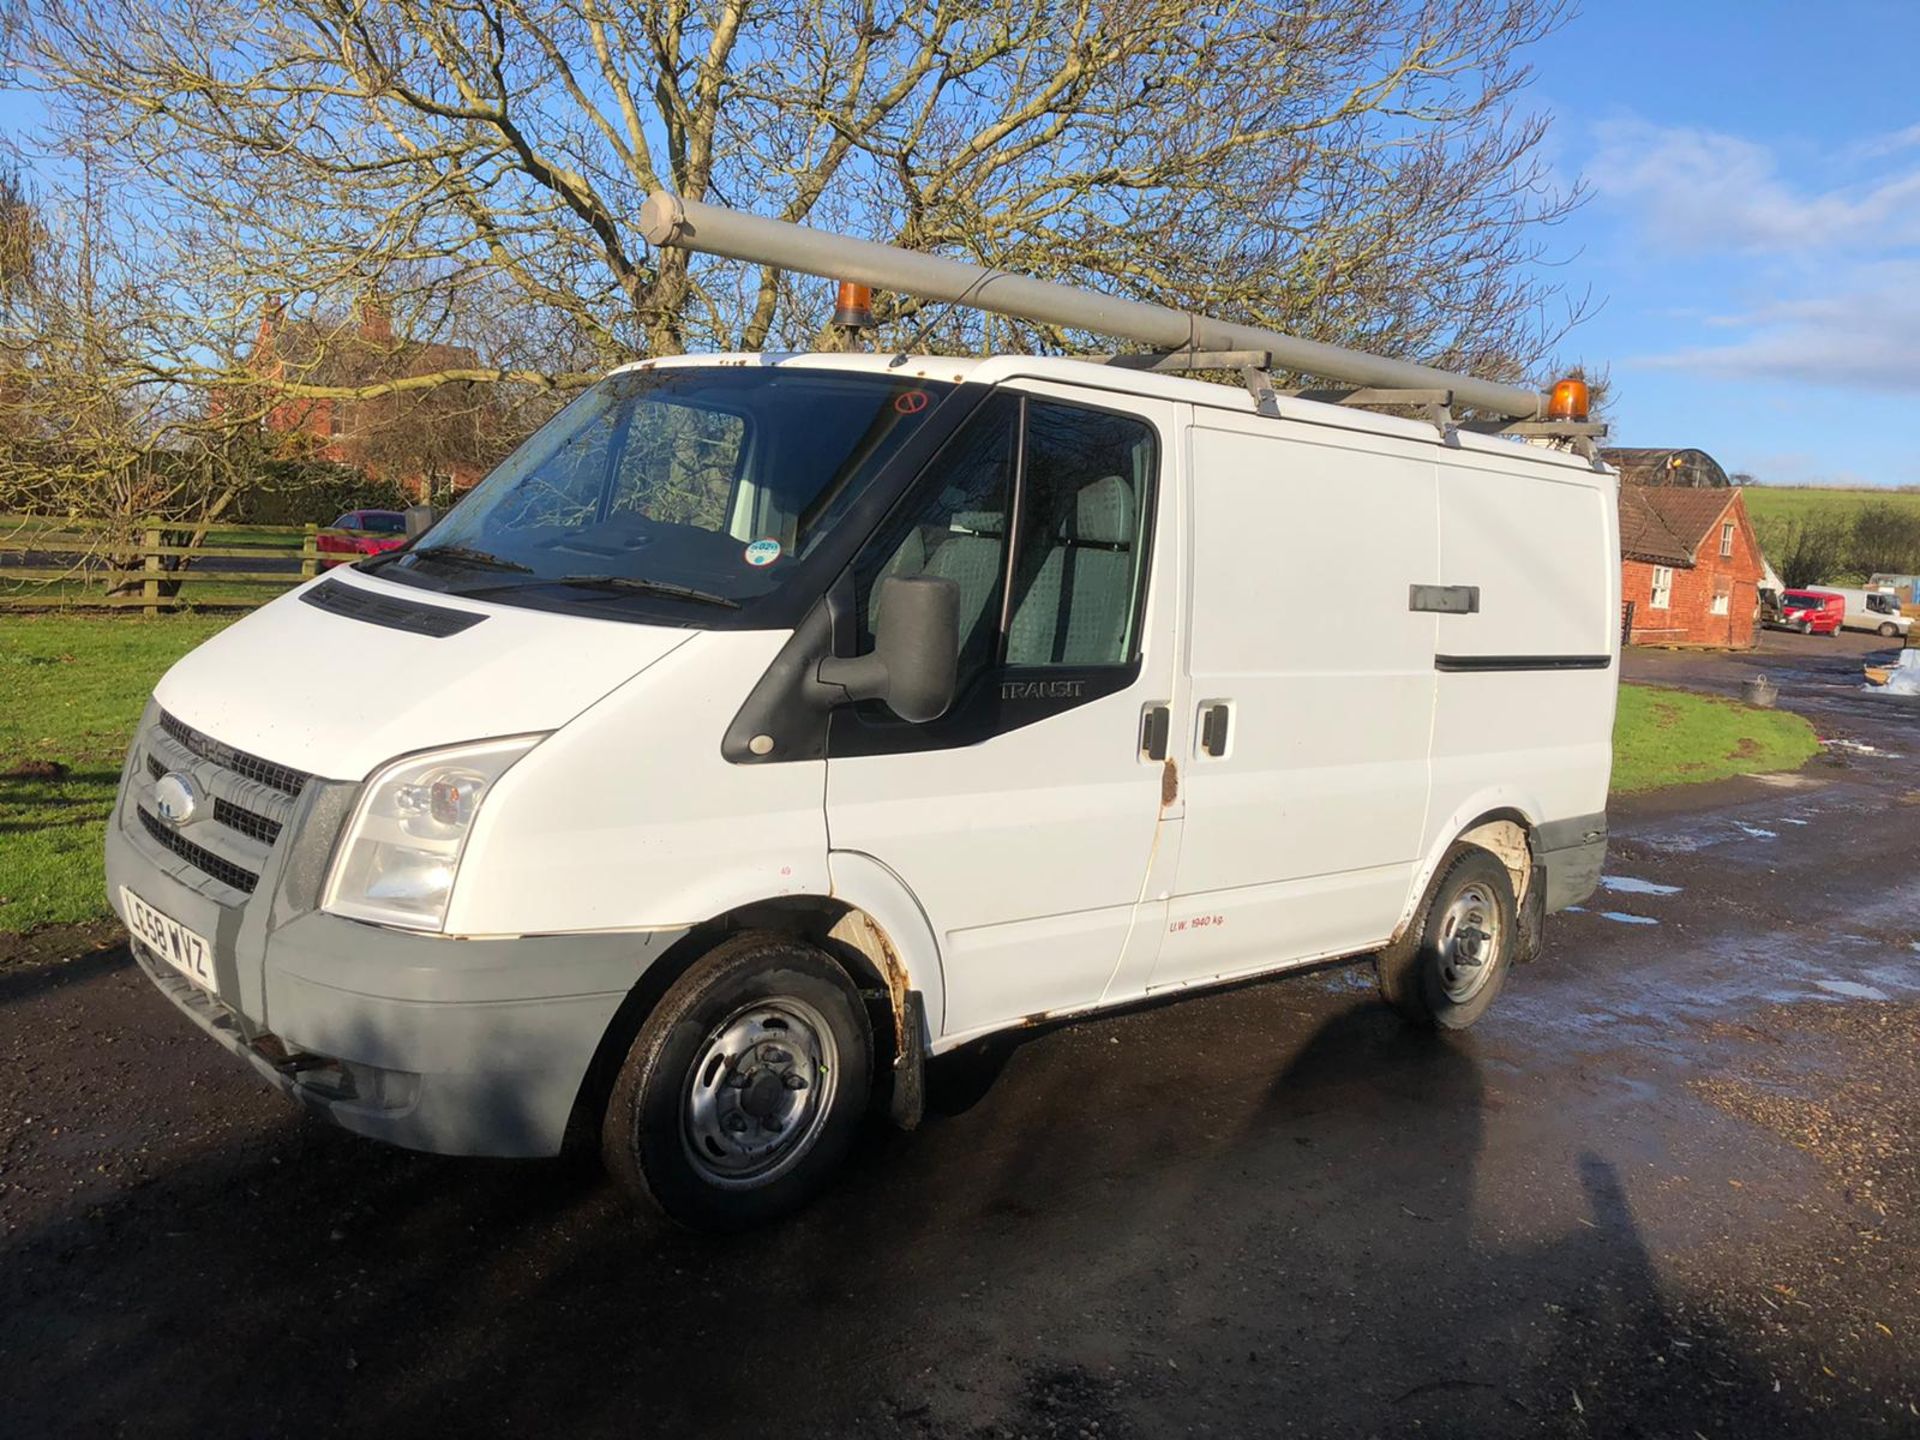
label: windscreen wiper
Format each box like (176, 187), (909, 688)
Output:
(551, 574), (741, 609)
(406, 545), (534, 573)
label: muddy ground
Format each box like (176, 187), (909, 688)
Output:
(3, 630), (1917, 1439)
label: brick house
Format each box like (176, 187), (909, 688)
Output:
(1618, 486), (1766, 648)
(250, 301), (496, 501)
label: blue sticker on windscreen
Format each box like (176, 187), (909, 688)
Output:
(744, 537), (782, 567)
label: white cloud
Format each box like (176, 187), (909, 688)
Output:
(1633, 262), (1920, 393)
(1590, 119), (1920, 254)
(1596, 120), (1920, 396)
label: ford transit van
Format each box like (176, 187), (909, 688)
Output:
(106, 204), (1616, 1229)
(107, 352), (1615, 1228)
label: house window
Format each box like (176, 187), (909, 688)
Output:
(1711, 576), (1731, 616)
(1720, 520), (1734, 558)
(1650, 566), (1673, 610)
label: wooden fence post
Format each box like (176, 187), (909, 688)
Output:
(301, 523), (318, 580)
(142, 522), (162, 617)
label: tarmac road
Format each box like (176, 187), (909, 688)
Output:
(2, 632), (1917, 1439)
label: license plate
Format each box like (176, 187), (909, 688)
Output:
(122, 888), (218, 994)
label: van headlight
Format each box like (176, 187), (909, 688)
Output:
(323, 735), (544, 931)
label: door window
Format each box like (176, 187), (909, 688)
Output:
(856, 391), (1156, 697)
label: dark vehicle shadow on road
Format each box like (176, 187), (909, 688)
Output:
(0, 970), (1906, 1439)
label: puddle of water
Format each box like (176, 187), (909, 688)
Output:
(1776, 818), (1810, 826)
(1598, 912), (1660, 926)
(1736, 823), (1779, 839)
(1815, 979), (1891, 1001)
(1601, 875), (1683, 896)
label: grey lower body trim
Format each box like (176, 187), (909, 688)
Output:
(1537, 812), (1607, 912)
(109, 810), (684, 1158)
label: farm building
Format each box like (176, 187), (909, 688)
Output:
(1602, 447), (1733, 489)
(1618, 485), (1766, 648)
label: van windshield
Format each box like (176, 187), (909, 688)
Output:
(371, 366), (952, 614)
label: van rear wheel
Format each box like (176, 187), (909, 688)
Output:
(601, 932), (872, 1232)
(1376, 844), (1518, 1030)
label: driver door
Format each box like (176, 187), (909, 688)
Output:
(824, 384), (1181, 1042)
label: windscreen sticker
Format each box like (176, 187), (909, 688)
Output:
(894, 389), (930, 415)
(744, 537), (783, 567)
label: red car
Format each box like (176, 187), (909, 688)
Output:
(316, 509), (409, 567)
(1778, 589), (1845, 635)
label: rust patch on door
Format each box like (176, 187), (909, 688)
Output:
(1161, 758), (1179, 808)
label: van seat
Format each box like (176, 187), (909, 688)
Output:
(1008, 476), (1136, 665)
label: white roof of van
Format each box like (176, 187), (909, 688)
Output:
(612, 351), (1603, 475)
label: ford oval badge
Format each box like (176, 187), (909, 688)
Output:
(154, 772), (201, 827)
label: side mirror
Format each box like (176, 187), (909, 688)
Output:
(817, 575), (960, 723)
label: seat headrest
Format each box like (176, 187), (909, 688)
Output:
(1069, 476), (1134, 546)
(951, 511), (1006, 536)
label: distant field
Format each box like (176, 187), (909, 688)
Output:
(1741, 486), (1920, 529)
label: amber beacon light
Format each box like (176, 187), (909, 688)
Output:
(832, 281), (875, 330)
(1546, 376), (1591, 422)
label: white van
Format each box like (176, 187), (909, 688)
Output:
(106, 349), (1616, 1227)
(1829, 586), (1912, 638)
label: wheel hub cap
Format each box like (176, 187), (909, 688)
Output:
(1437, 885), (1502, 1003)
(683, 999), (838, 1188)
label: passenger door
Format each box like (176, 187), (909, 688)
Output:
(1148, 414), (1439, 990)
(825, 384), (1179, 1042)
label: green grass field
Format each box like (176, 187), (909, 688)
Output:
(0, 618), (1826, 936)
(1741, 485), (1920, 530)
(1610, 684), (1820, 795)
(1, 613), (234, 932)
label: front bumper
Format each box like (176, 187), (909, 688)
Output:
(107, 717), (681, 1158)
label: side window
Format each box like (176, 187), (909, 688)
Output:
(854, 391), (1157, 699)
(1004, 400), (1155, 667)
(857, 394), (1019, 696)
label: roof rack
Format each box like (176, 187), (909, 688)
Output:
(638, 192), (1594, 435)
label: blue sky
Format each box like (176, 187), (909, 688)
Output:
(1532, 0), (1920, 487)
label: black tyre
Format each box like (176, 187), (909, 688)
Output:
(601, 931), (872, 1231)
(1799, 620), (1813, 635)
(1376, 844), (1518, 1030)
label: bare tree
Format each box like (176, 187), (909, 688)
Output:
(1755, 516), (1852, 591)
(15, 0), (1586, 414)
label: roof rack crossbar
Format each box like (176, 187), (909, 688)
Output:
(638, 192), (1549, 421)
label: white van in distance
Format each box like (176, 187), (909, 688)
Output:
(1829, 586), (1912, 639)
(106, 208), (1617, 1230)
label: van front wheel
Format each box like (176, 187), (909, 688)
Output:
(1376, 845), (1518, 1030)
(601, 932), (872, 1232)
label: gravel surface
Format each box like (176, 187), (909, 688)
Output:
(2, 629), (1917, 1439)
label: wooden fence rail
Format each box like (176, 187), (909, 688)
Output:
(0, 515), (371, 614)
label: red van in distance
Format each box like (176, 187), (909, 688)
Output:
(1779, 589), (1846, 635)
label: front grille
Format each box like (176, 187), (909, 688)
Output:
(213, 798), (282, 846)
(159, 710), (310, 798)
(139, 807), (261, 894)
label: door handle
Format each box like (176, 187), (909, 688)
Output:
(1199, 701), (1232, 757)
(1140, 703), (1171, 761)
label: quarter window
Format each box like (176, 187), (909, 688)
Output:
(1650, 566), (1673, 610)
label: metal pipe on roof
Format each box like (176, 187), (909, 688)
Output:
(638, 191), (1547, 420)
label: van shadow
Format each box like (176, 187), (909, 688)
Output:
(0, 972), (1898, 1439)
